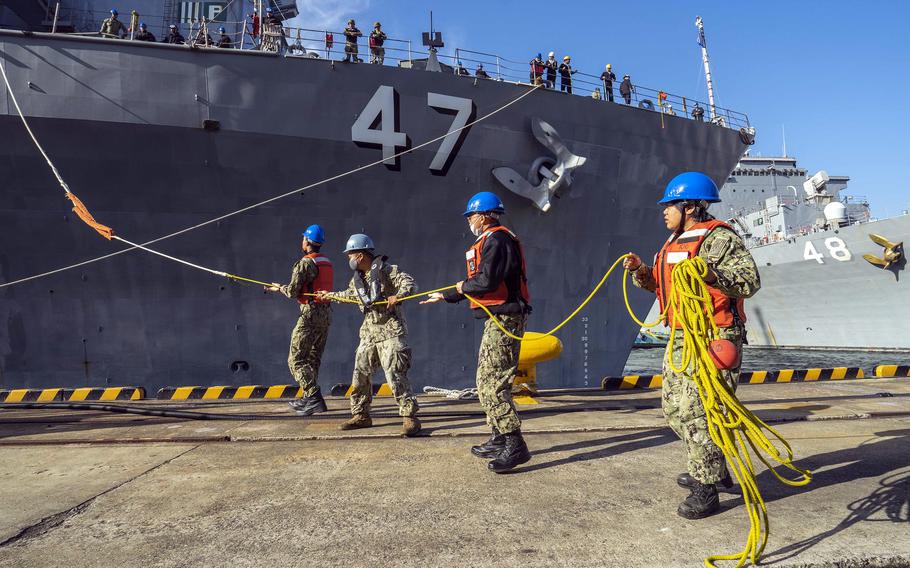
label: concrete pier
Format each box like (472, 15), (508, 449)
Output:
(1, 378), (908, 567)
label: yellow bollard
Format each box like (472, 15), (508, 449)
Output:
(513, 332), (563, 404)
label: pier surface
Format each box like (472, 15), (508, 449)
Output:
(1, 378), (909, 567)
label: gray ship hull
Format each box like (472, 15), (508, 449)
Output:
(744, 216), (910, 350)
(0, 31), (750, 392)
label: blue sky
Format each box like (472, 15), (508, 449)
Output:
(289, 0), (910, 217)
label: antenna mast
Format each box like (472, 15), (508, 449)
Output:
(782, 124), (788, 157)
(695, 16), (717, 122)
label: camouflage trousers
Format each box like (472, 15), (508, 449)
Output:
(350, 334), (418, 417)
(662, 326), (743, 484)
(288, 305), (332, 398)
(476, 313), (527, 435)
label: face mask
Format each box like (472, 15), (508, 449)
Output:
(349, 256), (360, 271)
(468, 218), (483, 237)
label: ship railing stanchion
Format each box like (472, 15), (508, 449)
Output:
(52, 2), (60, 34)
(240, 19), (247, 50)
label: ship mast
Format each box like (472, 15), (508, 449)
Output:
(695, 16), (716, 122)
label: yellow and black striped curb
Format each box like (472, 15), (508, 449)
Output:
(742, 367), (866, 383)
(156, 385), (303, 400)
(875, 365), (910, 378)
(602, 367), (867, 391)
(601, 375), (663, 390)
(0, 387), (145, 403)
(329, 383), (395, 397)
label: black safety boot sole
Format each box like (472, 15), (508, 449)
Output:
(488, 446), (531, 472)
(471, 436), (506, 458)
(677, 489), (720, 520)
(288, 398), (307, 410)
(488, 434), (532, 473)
(293, 396), (328, 416)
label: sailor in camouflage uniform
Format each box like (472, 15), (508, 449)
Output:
(423, 192), (533, 473)
(319, 233), (421, 436)
(625, 172), (761, 519)
(266, 224), (333, 416)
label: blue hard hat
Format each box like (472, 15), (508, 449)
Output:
(266, 7), (272, 12)
(659, 172), (720, 204)
(139, 22), (146, 28)
(537, 52), (542, 58)
(463, 192), (505, 216)
(218, 26), (226, 33)
(343, 233), (375, 253)
(302, 224), (325, 245)
(111, 8), (118, 14)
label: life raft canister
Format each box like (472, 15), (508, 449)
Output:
(653, 219), (746, 329)
(465, 226), (530, 310)
(298, 253), (334, 304)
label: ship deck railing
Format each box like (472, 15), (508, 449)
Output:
(28, 20), (751, 131)
(274, 25), (751, 132)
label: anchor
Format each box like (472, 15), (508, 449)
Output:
(492, 118), (587, 212)
(863, 233), (904, 269)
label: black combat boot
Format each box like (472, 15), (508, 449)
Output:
(677, 468), (735, 492)
(677, 481), (720, 519)
(471, 428), (506, 458)
(487, 430), (531, 473)
(289, 392), (328, 416)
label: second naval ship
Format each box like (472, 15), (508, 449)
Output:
(716, 155), (909, 351)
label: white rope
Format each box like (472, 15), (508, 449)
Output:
(0, 60), (71, 196)
(0, 60), (541, 288)
(111, 236), (227, 277)
(422, 386), (478, 400)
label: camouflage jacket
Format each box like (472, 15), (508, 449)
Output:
(281, 257), (330, 315)
(335, 257), (416, 343)
(633, 226), (761, 300)
(100, 18), (126, 37)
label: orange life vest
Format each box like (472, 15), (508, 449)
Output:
(297, 253), (334, 305)
(465, 225), (530, 310)
(653, 219), (746, 329)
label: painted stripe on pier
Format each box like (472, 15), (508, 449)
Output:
(874, 365), (910, 378)
(0, 387), (145, 403)
(601, 367), (866, 391)
(156, 385), (302, 400)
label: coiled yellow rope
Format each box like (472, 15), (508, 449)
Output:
(663, 256), (812, 568)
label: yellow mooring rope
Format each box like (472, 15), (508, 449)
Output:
(465, 255), (645, 341)
(661, 256), (812, 568)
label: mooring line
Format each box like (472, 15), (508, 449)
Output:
(0, 56), (540, 289)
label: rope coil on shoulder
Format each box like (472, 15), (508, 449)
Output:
(663, 256), (811, 568)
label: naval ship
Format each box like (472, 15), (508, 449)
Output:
(714, 155), (909, 350)
(0, 9), (752, 392)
